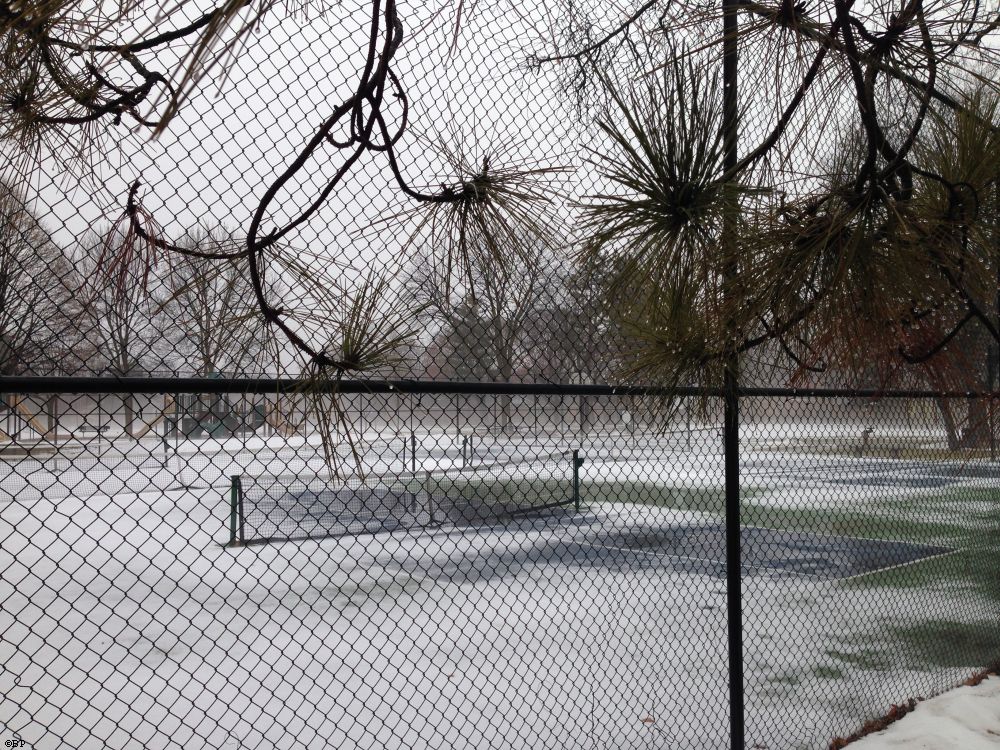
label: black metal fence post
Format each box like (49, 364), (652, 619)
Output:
(237, 475), (245, 545)
(425, 469), (435, 525)
(993, 208), (999, 461)
(724, 379), (744, 750)
(227, 474), (244, 547)
(722, 0), (744, 743)
(572, 449), (584, 512)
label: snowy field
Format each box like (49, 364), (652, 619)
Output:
(1, 426), (998, 749)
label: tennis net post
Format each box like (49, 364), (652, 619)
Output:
(572, 450), (584, 512)
(425, 469), (435, 525)
(227, 474), (245, 547)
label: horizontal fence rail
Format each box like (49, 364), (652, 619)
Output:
(2, 375), (999, 399)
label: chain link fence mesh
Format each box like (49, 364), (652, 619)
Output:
(2, 388), (998, 748)
(1, 0), (999, 748)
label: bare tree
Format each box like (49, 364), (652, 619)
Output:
(0, 181), (86, 376)
(406, 235), (567, 429)
(78, 228), (164, 376)
(77, 226), (172, 433)
(165, 226), (274, 377)
(411, 237), (566, 376)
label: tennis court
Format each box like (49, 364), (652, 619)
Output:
(232, 461), (954, 582)
(2, 428), (992, 750)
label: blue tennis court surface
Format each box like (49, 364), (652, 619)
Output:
(243, 479), (952, 581)
(590, 523), (953, 580)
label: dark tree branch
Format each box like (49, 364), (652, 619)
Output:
(899, 309), (975, 363)
(530, 0), (663, 66)
(760, 316), (827, 372)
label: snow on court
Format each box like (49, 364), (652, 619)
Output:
(1, 427), (997, 748)
(848, 675), (1000, 749)
(1, 491), (733, 749)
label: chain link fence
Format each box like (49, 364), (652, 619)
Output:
(1, 0), (1000, 748)
(1, 383), (998, 749)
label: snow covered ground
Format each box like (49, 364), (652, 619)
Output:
(1, 426), (997, 749)
(849, 675), (1000, 749)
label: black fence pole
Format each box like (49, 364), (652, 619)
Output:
(721, 0), (744, 744)
(572, 449), (584, 512)
(990, 181), (1000, 460)
(237, 475), (245, 546)
(228, 474), (243, 548)
(724, 369), (744, 750)
(425, 470), (435, 525)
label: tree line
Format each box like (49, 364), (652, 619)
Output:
(0, 179), (616, 386)
(0, 180), (277, 379)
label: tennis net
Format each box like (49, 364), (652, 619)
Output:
(228, 449), (584, 545)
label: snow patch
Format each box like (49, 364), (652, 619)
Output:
(848, 676), (1000, 749)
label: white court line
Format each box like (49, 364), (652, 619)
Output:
(836, 547), (963, 583)
(737, 521), (954, 553)
(587, 538), (960, 583)
(587, 541), (838, 580)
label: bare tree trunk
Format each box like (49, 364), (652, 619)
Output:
(498, 349), (515, 435)
(124, 394), (135, 438)
(934, 395), (961, 451)
(45, 395), (58, 440)
(496, 340), (514, 435)
(960, 397), (991, 449)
